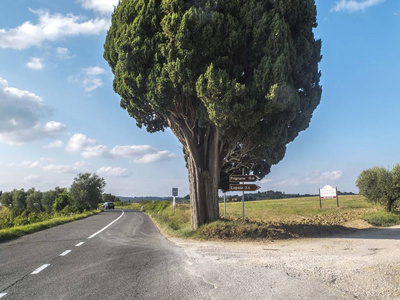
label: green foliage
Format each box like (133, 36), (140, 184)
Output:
(362, 211), (400, 227)
(104, 0), (322, 178)
(102, 193), (119, 203)
(356, 164), (400, 212)
(69, 173), (106, 212)
(0, 191), (13, 207)
(53, 189), (71, 212)
(12, 189), (27, 216)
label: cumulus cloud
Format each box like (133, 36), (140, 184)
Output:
(69, 66), (106, 92)
(66, 133), (178, 163)
(130, 151), (178, 164)
(0, 77), (66, 144)
(56, 47), (74, 60)
(26, 57), (44, 69)
(97, 166), (130, 177)
(78, 0), (120, 14)
(331, 0), (385, 13)
(43, 140), (64, 149)
(305, 170), (343, 184)
(0, 9), (110, 49)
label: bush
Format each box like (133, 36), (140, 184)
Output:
(362, 211), (400, 227)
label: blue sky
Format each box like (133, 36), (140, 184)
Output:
(0, 0), (399, 197)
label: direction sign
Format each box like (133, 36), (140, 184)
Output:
(229, 175), (259, 182)
(229, 184), (261, 191)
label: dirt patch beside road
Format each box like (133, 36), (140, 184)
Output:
(172, 225), (400, 299)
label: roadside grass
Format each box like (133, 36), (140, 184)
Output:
(140, 195), (399, 241)
(0, 210), (99, 243)
(362, 210), (400, 227)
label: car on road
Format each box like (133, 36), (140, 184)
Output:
(102, 202), (114, 210)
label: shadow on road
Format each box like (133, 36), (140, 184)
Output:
(282, 224), (400, 241)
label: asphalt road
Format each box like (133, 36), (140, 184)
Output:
(0, 210), (212, 300)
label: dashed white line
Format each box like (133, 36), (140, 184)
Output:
(31, 264), (50, 275)
(59, 250), (72, 256)
(88, 210), (125, 239)
(0, 293), (7, 298)
(75, 242), (84, 247)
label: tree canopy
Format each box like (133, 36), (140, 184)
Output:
(356, 164), (400, 212)
(70, 173), (106, 212)
(104, 0), (322, 228)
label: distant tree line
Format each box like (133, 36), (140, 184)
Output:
(0, 173), (109, 229)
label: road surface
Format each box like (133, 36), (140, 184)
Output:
(0, 210), (212, 300)
(1, 210), (400, 299)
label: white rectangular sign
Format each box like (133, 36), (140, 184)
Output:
(319, 185), (337, 199)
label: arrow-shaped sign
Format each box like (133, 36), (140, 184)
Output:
(229, 175), (259, 182)
(229, 184), (261, 192)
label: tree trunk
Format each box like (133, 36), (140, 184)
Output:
(168, 115), (223, 229)
(186, 133), (220, 229)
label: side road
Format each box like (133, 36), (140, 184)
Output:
(172, 225), (400, 299)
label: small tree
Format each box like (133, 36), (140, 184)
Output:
(26, 191), (43, 213)
(0, 191), (13, 207)
(12, 189), (27, 216)
(356, 164), (400, 212)
(70, 173), (106, 212)
(53, 189), (71, 212)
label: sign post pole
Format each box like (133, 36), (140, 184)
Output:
(224, 192), (226, 219)
(336, 187), (339, 208)
(172, 188), (178, 215)
(242, 169), (245, 223)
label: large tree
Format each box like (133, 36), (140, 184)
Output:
(104, 0), (322, 229)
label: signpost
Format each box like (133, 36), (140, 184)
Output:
(229, 171), (261, 222)
(172, 188), (178, 214)
(319, 185), (339, 208)
(229, 175), (259, 182)
(229, 184), (261, 191)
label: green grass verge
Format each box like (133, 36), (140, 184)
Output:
(362, 210), (400, 227)
(138, 196), (394, 241)
(0, 210), (99, 243)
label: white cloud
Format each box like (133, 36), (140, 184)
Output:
(97, 166), (130, 177)
(110, 145), (156, 158)
(305, 170), (343, 184)
(0, 77), (66, 144)
(43, 140), (64, 149)
(70, 66), (106, 93)
(43, 161), (87, 173)
(331, 0), (385, 13)
(78, 0), (120, 14)
(82, 66), (105, 76)
(56, 47), (74, 60)
(130, 151), (178, 164)
(66, 133), (96, 152)
(0, 9), (110, 49)
(26, 57), (44, 69)
(66, 133), (178, 163)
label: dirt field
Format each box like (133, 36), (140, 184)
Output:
(172, 225), (400, 299)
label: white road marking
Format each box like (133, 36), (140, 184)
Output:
(75, 242), (84, 247)
(0, 293), (7, 298)
(59, 250), (72, 256)
(31, 264), (50, 275)
(88, 210), (125, 239)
